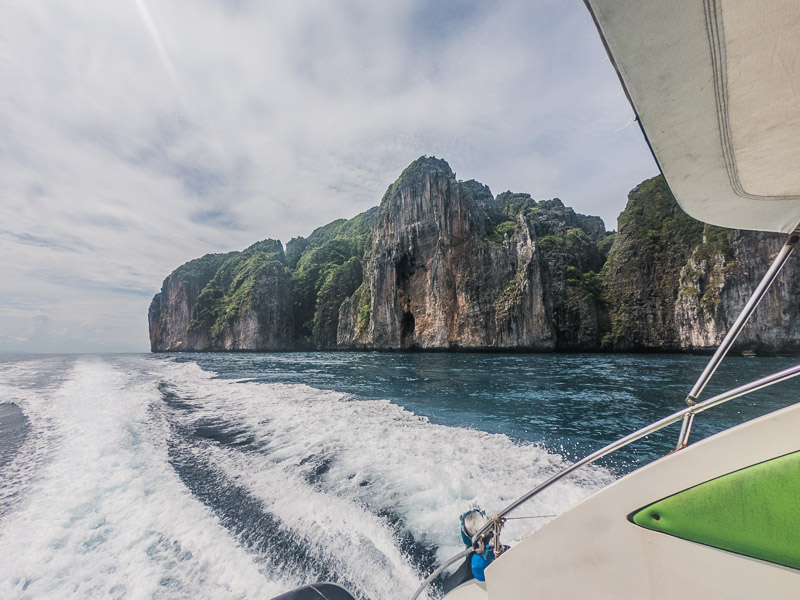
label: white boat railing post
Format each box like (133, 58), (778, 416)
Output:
(675, 223), (800, 450)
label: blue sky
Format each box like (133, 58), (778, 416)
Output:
(0, 0), (657, 353)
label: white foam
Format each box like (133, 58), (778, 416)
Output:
(0, 357), (281, 600)
(0, 355), (615, 600)
(0, 357), (73, 519)
(156, 358), (615, 596)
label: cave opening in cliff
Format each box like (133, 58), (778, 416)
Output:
(401, 311), (415, 338)
(396, 253), (416, 286)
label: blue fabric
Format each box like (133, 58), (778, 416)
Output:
(470, 548), (495, 582)
(459, 508), (486, 547)
(460, 528), (472, 547)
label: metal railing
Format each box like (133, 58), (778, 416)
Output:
(411, 363), (800, 599)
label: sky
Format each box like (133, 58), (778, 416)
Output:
(0, 0), (657, 353)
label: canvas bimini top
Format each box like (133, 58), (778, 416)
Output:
(585, 0), (800, 233)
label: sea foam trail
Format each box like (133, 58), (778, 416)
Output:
(0, 356), (75, 520)
(0, 355), (615, 600)
(154, 357), (615, 598)
(0, 357), (281, 600)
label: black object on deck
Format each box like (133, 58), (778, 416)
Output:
(270, 582), (360, 600)
(440, 554), (475, 595)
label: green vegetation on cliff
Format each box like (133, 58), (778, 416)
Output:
(312, 257), (364, 348)
(495, 191), (537, 220)
(484, 219), (517, 244)
(615, 176), (703, 252)
(289, 207), (378, 347)
(603, 175), (740, 349)
(353, 284), (371, 335)
(610, 176), (731, 269)
(166, 251), (233, 290)
(566, 266), (607, 306)
(189, 240), (286, 340)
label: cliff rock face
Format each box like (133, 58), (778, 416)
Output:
(673, 230), (800, 353)
(149, 240), (293, 351)
(604, 176), (701, 350)
(337, 159), (552, 349)
(336, 158), (608, 350)
(530, 198), (610, 350)
(150, 158), (800, 354)
(605, 176), (800, 353)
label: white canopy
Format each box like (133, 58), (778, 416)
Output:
(585, 0), (800, 233)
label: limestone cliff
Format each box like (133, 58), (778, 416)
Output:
(149, 240), (293, 351)
(672, 230), (800, 354)
(338, 159), (547, 349)
(605, 175), (800, 353)
(336, 158), (609, 350)
(150, 158), (800, 354)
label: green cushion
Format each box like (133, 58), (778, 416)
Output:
(631, 451), (800, 570)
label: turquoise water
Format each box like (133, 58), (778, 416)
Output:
(1, 352), (797, 599)
(183, 351), (800, 474)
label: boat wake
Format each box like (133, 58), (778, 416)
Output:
(0, 355), (613, 599)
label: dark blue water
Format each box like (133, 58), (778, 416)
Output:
(180, 352), (800, 474)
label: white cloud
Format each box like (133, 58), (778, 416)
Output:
(0, 0), (656, 353)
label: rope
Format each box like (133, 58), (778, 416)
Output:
(503, 514), (556, 520)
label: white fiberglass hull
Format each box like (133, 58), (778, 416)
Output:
(451, 402), (800, 600)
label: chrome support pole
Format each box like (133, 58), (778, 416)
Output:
(675, 224), (800, 450)
(675, 413), (694, 452)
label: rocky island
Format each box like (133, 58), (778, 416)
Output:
(149, 157), (800, 354)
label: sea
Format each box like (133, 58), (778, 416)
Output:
(0, 352), (797, 600)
